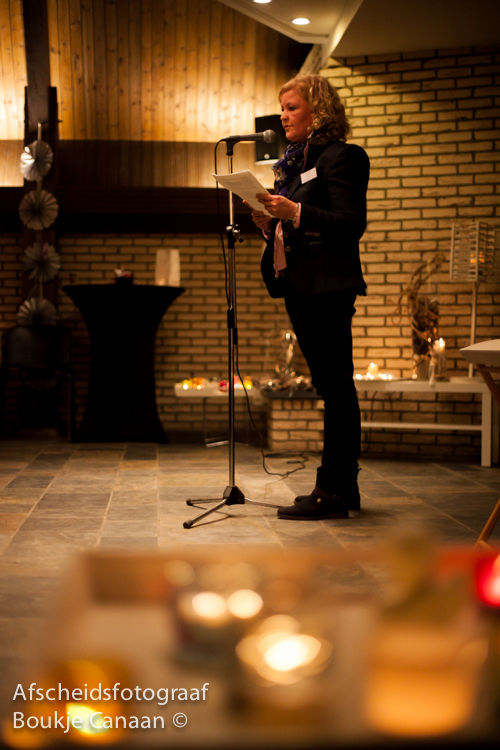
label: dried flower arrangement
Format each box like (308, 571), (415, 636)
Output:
(393, 253), (444, 379)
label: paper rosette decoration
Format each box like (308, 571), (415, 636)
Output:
(19, 189), (59, 230)
(20, 140), (54, 181)
(22, 242), (61, 283)
(17, 298), (57, 326)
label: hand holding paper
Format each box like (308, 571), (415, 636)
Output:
(212, 170), (272, 216)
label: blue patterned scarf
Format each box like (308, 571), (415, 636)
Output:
(272, 129), (333, 196)
(272, 141), (307, 197)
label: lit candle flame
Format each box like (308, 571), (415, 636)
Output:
(191, 592), (227, 620)
(66, 704), (109, 736)
(262, 634), (322, 672)
(227, 589), (263, 619)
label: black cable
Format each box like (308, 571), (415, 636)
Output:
(235, 347), (317, 479)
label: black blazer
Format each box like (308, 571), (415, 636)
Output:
(261, 140), (370, 298)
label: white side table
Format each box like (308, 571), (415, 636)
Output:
(352, 377), (497, 467)
(461, 340), (500, 546)
(174, 384), (264, 444)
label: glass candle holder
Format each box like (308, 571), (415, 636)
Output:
(364, 621), (487, 737)
(428, 338), (447, 383)
(233, 605), (336, 728)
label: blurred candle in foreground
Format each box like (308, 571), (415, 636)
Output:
(236, 615), (331, 685)
(227, 589), (263, 619)
(188, 591), (229, 625)
(2, 660), (129, 748)
(234, 614), (334, 724)
(365, 623), (488, 737)
(475, 554), (500, 607)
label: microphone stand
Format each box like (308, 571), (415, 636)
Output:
(183, 140), (280, 529)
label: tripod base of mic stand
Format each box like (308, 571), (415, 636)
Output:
(183, 485), (281, 529)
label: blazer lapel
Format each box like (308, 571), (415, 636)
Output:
(285, 142), (332, 201)
(286, 175), (302, 201)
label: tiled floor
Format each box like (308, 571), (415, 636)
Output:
(0, 436), (499, 720)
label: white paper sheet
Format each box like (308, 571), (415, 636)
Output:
(212, 170), (271, 216)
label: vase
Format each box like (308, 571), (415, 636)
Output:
(412, 354), (429, 380)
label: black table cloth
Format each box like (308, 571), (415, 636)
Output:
(63, 284), (184, 442)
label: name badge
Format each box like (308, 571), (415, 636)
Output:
(301, 167), (317, 184)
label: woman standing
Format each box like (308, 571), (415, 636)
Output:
(249, 75), (369, 520)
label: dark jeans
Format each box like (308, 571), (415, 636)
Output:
(284, 282), (361, 493)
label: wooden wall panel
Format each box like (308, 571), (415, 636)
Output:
(185, 0), (199, 143)
(68, 0), (85, 139)
(9, 0), (26, 137)
(141, 0), (152, 140)
(218, 5), (233, 143)
(57, 0), (75, 138)
(173, 0), (187, 142)
(0, 5), (16, 137)
(151, 0), (164, 142)
(162, 0), (176, 141)
(207, 0), (222, 140)
(0, 0), (306, 185)
(105, 0), (119, 141)
(81, 0), (97, 139)
(0, 0), (26, 140)
(196, 0), (209, 142)
(93, 0), (108, 139)
(46, 0), (303, 143)
(0, 142), (24, 186)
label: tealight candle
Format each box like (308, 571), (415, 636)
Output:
(190, 377), (205, 390)
(233, 613), (334, 725)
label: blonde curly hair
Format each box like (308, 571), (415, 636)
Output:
(279, 74), (350, 141)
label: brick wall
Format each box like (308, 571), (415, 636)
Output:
(319, 43), (500, 458)
(268, 398), (323, 452)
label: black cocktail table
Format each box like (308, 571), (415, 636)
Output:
(63, 284), (184, 442)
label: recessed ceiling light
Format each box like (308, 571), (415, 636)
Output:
(253, 0), (272, 4)
(292, 17), (310, 25)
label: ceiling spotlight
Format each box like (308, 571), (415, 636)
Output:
(292, 17), (310, 25)
(253, 0), (272, 3)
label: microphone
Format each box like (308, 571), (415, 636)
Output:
(222, 130), (276, 144)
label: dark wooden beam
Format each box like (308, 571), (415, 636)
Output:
(0, 187), (261, 235)
(58, 187), (223, 214)
(1, 186), (253, 215)
(22, 0), (51, 135)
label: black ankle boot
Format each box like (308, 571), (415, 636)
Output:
(278, 489), (348, 520)
(295, 470), (361, 511)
